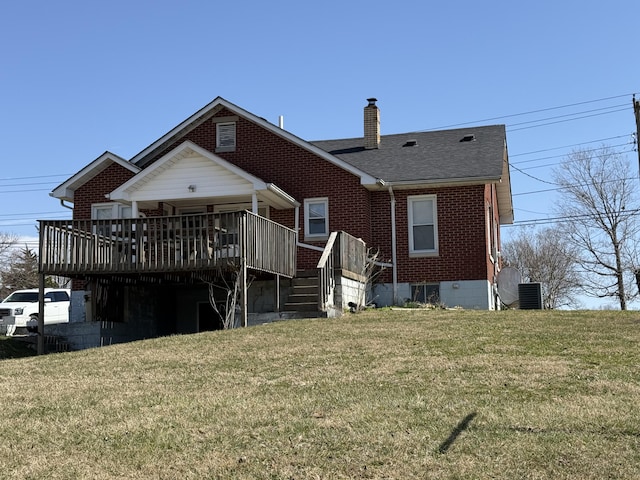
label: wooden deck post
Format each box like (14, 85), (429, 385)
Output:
(37, 273), (45, 355)
(240, 214), (248, 328)
(274, 274), (281, 312)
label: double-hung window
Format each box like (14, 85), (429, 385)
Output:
(304, 198), (329, 239)
(408, 195), (438, 255)
(92, 203), (132, 237)
(91, 203), (131, 220)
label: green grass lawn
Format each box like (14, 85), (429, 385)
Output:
(0, 309), (639, 479)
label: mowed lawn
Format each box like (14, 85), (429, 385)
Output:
(0, 309), (639, 479)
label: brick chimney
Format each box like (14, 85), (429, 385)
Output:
(364, 98), (380, 149)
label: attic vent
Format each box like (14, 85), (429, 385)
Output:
(403, 139), (418, 147)
(460, 134), (476, 142)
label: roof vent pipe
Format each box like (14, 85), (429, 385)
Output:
(278, 115), (284, 129)
(364, 98), (380, 149)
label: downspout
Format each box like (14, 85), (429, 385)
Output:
(388, 186), (398, 305)
(59, 199), (73, 210)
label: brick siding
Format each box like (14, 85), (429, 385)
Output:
(70, 109), (498, 284)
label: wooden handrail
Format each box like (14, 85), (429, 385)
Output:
(38, 211), (296, 278)
(316, 232), (338, 311)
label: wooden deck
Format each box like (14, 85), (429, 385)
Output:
(39, 211), (297, 278)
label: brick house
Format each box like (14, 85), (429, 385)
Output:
(40, 97), (512, 348)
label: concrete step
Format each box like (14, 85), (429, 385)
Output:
(283, 302), (319, 312)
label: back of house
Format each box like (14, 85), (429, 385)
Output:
(40, 97), (513, 349)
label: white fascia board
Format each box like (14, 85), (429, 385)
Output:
(129, 97), (377, 185)
(497, 150), (514, 224)
(110, 140), (298, 207)
(264, 183), (300, 208)
(371, 175), (502, 190)
(50, 152), (139, 202)
(129, 98), (226, 165)
(377, 173), (514, 225)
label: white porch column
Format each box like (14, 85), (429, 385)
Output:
(252, 193), (258, 213)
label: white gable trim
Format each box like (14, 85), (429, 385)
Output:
(50, 152), (140, 203)
(129, 97), (378, 186)
(110, 141), (299, 209)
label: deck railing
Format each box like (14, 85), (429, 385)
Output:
(316, 231), (367, 311)
(39, 211), (297, 278)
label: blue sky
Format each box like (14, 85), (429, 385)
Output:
(1, 1), (638, 306)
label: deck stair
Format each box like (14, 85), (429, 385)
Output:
(283, 270), (322, 314)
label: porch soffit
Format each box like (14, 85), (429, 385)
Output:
(109, 141), (298, 209)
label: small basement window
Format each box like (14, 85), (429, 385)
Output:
(410, 284), (440, 304)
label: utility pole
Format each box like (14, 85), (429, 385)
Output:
(633, 95), (640, 176)
(633, 95), (640, 295)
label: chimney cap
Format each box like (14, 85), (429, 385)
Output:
(366, 98), (378, 106)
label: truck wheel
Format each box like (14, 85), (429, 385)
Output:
(27, 315), (39, 333)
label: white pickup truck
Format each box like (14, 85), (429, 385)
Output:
(0, 288), (71, 335)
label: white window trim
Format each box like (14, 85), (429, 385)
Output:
(408, 194), (438, 256)
(216, 122), (236, 152)
(91, 202), (132, 219)
(304, 197), (329, 240)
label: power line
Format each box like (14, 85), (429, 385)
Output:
(512, 175), (640, 197)
(507, 107), (630, 132)
(0, 173), (72, 182)
(510, 134), (631, 157)
(0, 188), (55, 194)
(504, 207), (640, 228)
(511, 141), (632, 166)
(0, 181), (66, 188)
(0, 211), (69, 218)
(422, 93), (637, 131)
(510, 164), (559, 186)
(507, 103), (628, 128)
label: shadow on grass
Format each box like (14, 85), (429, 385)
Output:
(438, 412), (477, 454)
(0, 336), (37, 359)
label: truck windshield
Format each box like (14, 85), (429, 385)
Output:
(3, 292), (38, 303)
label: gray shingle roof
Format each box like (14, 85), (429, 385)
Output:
(312, 124), (507, 184)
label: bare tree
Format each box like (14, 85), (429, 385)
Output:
(502, 226), (581, 309)
(552, 146), (640, 309)
(200, 265), (254, 330)
(0, 232), (18, 265)
(351, 248), (385, 312)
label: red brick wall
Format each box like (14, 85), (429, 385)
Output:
(70, 110), (497, 285)
(371, 185), (490, 284)
(487, 183), (504, 283)
(144, 109), (373, 271)
(71, 162), (136, 290)
(73, 163), (136, 219)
